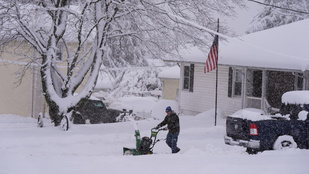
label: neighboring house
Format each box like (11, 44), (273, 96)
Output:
(158, 66), (180, 100)
(0, 41), (83, 118)
(0, 41), (103, 118)
(164, 19), (309, 116)
(0, 42), (46, 118)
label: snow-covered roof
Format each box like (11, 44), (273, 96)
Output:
(158, 66), (180, 79)
(165, 19), (309, 72)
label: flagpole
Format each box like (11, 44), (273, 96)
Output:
(215, 18), (219, 126)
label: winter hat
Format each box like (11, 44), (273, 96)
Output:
(165, 106), (172, 112)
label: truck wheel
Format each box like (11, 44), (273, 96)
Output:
(273, 135), (297, 150)
(246, 148), (258, 155)
(73, 113), (85, 124)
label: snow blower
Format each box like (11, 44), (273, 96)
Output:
(122, 111), (166, 155)
(123, 127), (166, 155)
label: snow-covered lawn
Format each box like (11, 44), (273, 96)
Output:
(1, 97), (309, 174)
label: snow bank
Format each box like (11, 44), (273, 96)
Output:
(109, 97), (179, 120)
(196, 108), (225, 119)
(151, 99), (179, 120)
(0, 114), (34, 123)
(109, 96), (159, 118)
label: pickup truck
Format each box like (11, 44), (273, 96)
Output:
(224, 91), (309, 154)
(72, 98), (122, 124)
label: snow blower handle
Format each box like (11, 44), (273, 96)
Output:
(151, 127), (168, 132)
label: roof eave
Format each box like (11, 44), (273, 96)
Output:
(163, 59), (305, 73)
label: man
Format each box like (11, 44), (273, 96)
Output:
(154, 106), (180, 153)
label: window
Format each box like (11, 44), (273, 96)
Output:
(183, 64), (194, 92)
(228, 67), (243, 97)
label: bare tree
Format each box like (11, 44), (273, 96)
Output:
(0, 0), (244, 126)
(247, 0), (309, 34)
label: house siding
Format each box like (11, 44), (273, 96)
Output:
(0, 42), (46, 118)
(179, 64), (242, 116)
(161, 78), (179, 100)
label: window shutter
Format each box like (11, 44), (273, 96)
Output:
(183, 66), (190, 90)
(189, 64), (194, 92)
(228, 67), (233, 97)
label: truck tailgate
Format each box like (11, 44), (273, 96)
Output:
(226, 116), (250, 140)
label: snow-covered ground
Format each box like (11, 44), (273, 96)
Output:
(1, 97), (309, 174)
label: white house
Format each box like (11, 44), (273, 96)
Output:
(164, 19), (309, 116)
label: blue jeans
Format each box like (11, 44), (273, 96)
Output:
(166, 132), (180, 153)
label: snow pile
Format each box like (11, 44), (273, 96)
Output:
(0, 114), (34, 123)
(282, 90), (309, 105)
(109, 96), (158, 118)
(298, 111), (309, 121)
(151, 99), (179, 120)
(109, 97), (179, 120)
(196, 108), (225, 119)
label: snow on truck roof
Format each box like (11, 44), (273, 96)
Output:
(282, 91), (309, 105)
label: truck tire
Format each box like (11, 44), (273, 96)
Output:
(273, 135), (297, 150)
(246, 148), (258, 155)
(73, 113), (85, 124)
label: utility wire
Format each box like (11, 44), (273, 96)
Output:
(248, 0), (309, 15)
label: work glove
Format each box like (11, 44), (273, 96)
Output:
(153, 126), (159, 129)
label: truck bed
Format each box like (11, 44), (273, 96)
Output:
(225, 114), (309, 152)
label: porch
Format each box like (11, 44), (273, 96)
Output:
(234, 67), (309, 114)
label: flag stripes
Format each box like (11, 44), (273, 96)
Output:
(204, 35), (219, 73)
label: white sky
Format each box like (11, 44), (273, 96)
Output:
(226, 1), (263, 35)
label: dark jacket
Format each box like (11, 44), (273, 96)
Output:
(157, 112), (180, 134)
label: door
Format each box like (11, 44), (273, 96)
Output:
(246, 70), (263, 109)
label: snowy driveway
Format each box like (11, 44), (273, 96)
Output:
(0, 114), (308, 174)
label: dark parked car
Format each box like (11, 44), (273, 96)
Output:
(224, 91), (309, 154)
(72, 98), (122, 124)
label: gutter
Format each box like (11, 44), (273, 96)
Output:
(163, 59), (305, 73)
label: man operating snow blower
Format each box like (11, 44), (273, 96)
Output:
(154, 106), (180, 154)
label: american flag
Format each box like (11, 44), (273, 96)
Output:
(204, 35), (219, 73)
